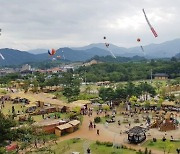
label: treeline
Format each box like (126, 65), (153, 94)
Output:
(76, 60), (180, 82)
(99, 82), (156, 101)
(89, 55), (146, 63)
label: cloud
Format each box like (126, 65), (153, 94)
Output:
(0, 0), (180, 50)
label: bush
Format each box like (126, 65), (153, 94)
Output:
(136, 149), (143, 154)
(96, 140), (101, 145)
(95, 141), (113, 147)
(94, 117), (101, 123)
(104, 141), (113, 147)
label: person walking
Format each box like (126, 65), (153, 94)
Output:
(97, 129), (100, 135)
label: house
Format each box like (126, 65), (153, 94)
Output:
(33, 119), (66, 133)
(96, 81), (110, 86)
(154, 73), (168, 80)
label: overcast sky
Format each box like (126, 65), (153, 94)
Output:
(0, 0), (180, 50)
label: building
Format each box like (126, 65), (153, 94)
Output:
(55, 120), (80, 136)
(55, 123), (73, 136)
(33, 119), (66, 133)
(154, 73), (168, 80)
(21, 64), (31, 71)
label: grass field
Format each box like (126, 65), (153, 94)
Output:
(1, 101), (71, 122)
(143, 139), (180, 154)
(31, 138), (137, 154)
(1, 101), (26, 115)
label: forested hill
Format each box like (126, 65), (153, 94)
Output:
(89, 55), (146, 63)
(76, 61), (180, 82)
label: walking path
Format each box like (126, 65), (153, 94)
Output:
(60, 113), (165, 154)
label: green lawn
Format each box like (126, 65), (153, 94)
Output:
(143, 139), (180, 154)
(1, 101), (26, 115)
(90, 143), (137, 154)
(31, 139), (137, 154)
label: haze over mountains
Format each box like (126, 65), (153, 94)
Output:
(29, 38), (180, 58)
(0, 38), (179, 66)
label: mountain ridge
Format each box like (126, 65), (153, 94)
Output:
(0, 38), (179, 66)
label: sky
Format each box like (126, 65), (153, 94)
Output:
(0, 0), (180, 50)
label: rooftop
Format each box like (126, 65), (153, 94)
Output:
(33, 119), (66, 127)
(68, 120), (80, 126)
(56, 123), (72, 130)
(154, 73), (169, 77)
(126, 126), (147, 135)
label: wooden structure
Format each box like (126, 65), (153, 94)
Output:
(33, 119), (66, 133)
(55, 120), (80, 136)
(150, 112), (178, 131)
(126, 126), (147, 144)
(55, 123), (73, 136)
(154, 73), (168, 80)
(57, 106), (70, 113)
(25, 104), (37, 113)
(160, 119), (178, 131)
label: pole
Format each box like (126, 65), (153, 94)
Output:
(150, 69), (152, 82)
(85, 71), (87, 85)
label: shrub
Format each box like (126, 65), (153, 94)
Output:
(96, 140), (101, 145)
(94, 117), (101, 123)
(145, 147), (148, 154)
(104, 141), (113, 147)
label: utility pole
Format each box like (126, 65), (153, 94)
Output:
(85, 70), (87, 85)
(150, 69), (153, 83)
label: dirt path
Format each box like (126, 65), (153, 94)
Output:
(60, 113), (165, 154)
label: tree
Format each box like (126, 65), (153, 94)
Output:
(0, 112), (16, 143)
(61, 72), (80, 102)
(99, 87), (115, 102)
(138, 82), (156, 101)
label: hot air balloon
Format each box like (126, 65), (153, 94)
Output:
(48, 49), (56, 56)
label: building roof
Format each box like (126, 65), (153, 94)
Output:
(33, 119), (66, 127)
(154, 73), (168, 77)
(162, 101), (176, 106)
(68, 120), (80, 126)
(56, 123), (72, 130)
(126, 126), (147, 135)
(69, 100), (91, 107)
